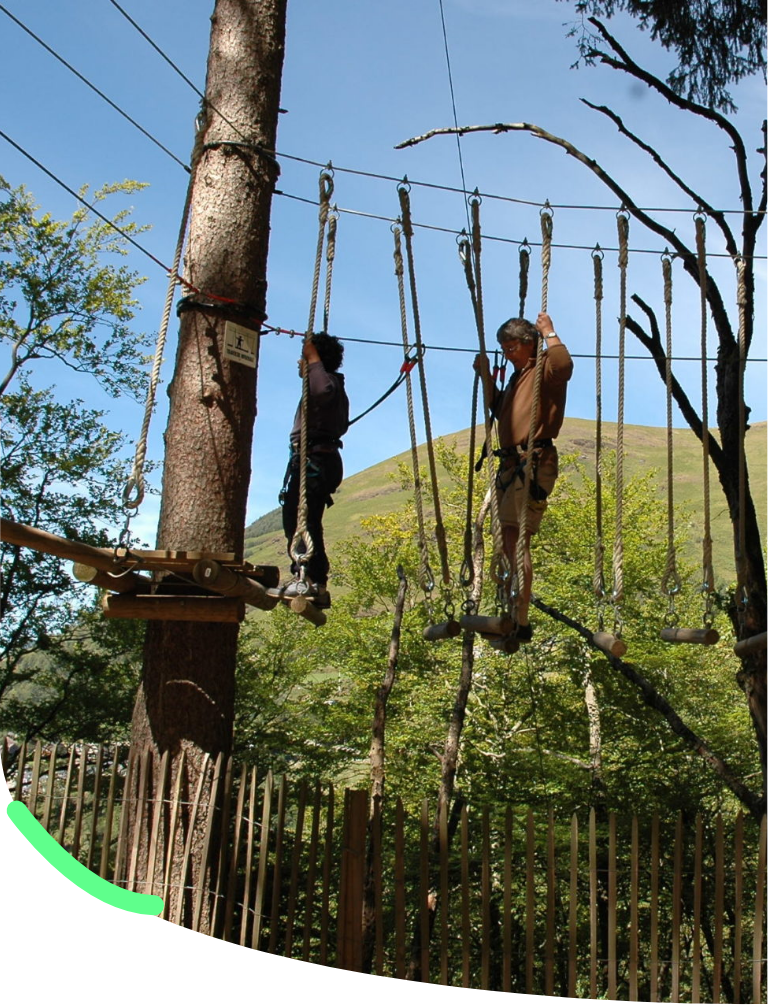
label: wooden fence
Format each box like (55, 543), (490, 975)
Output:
(3, 737), (766, 1001)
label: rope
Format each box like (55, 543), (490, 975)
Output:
(393, 225), (433, 595)
(511, 207), (552, 611)
(290, 169), (334, 568)
(592, 246), (606, 604)
(695, 214), (715, 618)
(463, 199), (507, 588)
(322, 210), (338, 333)
(735, 254), (748, 618)
(461, 369), (480, 593)
(398, 183), (451, 588)
(661, 251), (682, 622)
(121, 116), (205, 518)
(611, 212), (630, 608)
(518, 240), (530, 318)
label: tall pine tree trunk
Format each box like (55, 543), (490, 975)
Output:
(128, 0), (287, 932)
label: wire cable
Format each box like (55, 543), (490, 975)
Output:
(0, 4), (189, 173)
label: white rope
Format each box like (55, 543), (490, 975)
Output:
(695, 214), (715, 618)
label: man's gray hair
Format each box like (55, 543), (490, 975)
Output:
(496, 318), (538, 344)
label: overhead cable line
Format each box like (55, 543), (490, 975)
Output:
(437, 0), (473, 240)
(103, 0), (766, 219)
(0, 4), (189, 173)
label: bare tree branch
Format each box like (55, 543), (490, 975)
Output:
(586, 17), (754, 214)
(531, 595), (764, 820)
(580, 98), (738, 257)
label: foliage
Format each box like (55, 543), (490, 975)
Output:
(557, 0), (767, 111)
(0, 180), (152, 741)
(233, 443), (759, 821)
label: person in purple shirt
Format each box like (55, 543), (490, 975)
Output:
(280, 333), (349, 607)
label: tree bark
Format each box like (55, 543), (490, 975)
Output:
(128, 0), (287, 932)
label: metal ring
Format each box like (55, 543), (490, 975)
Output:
(592, 244), (604, 261)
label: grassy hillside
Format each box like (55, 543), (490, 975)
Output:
(245, 419), (767, 585)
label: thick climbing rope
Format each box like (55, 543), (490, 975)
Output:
(611, 212), (630, 612)
(464, 196), (508, 591)
(120, 116), (206, 528)
(397, 183), (451, 590)
(592, 246), (606, 607)
(290, 168), (334, 569)
(511, 207), (552, 615)
(461, 368), (480, 594)
(322, 210), (338, 333)
(393, 225), (434, 596)
(661, 251), (683, 622)
(695, 214), (716, 620)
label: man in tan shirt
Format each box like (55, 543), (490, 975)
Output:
(474, 312), (573, 640)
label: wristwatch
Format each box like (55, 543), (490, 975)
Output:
(544, 331), (557, 339)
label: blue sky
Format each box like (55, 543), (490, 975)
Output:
(2, 0), (765, 544)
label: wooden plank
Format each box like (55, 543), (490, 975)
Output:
(268, 776), (288, 954)
(239, 765), (259, 947)
(713, 814), (724, 1003)
(172, 753), (211, 927)
(372, 792), (384, 976)
(461, 804), (470, 988)
(671, 813), (683, 1003)
(336, 789), (367, 973)
(420, 797), (430, 983)
(254, 770), (275, 952)
(13, 739), (27, 801)
(127, 749), (151, 891)
(193, 751), (225, 933)
(145, 750), (170, 898)
(608, 813), (617, 1000)
(734, 811), (744, 1003)
(299, 778), (320, 960)
(284, 778), (308, 957)
(650, 811), (660, 1002)
(210, 754), (235, 939)
(503, 806), (513, 994)
(221, 762), (247, 941)
(27, 738), (43, 817)
(394, 796), (406, 980)
(692, 814), (703, 1002)
(569, 814), (578, 999)
(481, 806), (491, 990)
(57, 745), (77, 846)
(589, 807), (597, 1000)
(629, 815), (639, 1003)
(102, 592), (245, 623)
(85, 744), (105, 872)
(71, 743), (90, 860)
(526, 808), (535, 995)
(161, 750), (186, 921)
(545, 808), (555, 997)
(439, 798), (449, 986)
(752, 815), (766, 1005)
(319, 782), (333, 967)
(40, 743), (59, 833)
(99, 745), (121, 879)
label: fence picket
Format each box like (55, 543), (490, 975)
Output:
(546, 809), (556, 997)
(438, 797), (449, 985)
(419, 797), (430, 982)
(172, 753), (210, 928)
(589, 807), (597, 999)
(319, 782), (333, 966)
(650, 811), (660, 1002)
(734, 810), (744, 1003)
(239, 764), (259, 947)
(99, 744), (121, 879)
(13, 739), (27, 801)
(569, 814), (578, 999)
(671, 813), (684, 1003)
(752, 815), (766, 1005)
(284, 778), (308, 958)
(630, 815), (639, 1003)
(145, 749), (170, 898)
(460, 803), (470, 988)
(394, 795), (406, 980)
(27, 738), (43, 817)
(526, 808), (535, 995)
(86, 744), (105, 872)
(193, 751), (224, 933)
(254, 769), (275, 952)
(222, 762), (247, 942)
(713, 814), (724, 1003)
(608, 812), (617, 1000)
(210, 754), (234, 939)
(372, 791), (384, 975)
(112, 746), (136, 887)
(127, 748), (150, 892)
(481, 805), (491, 990)
(40, 743), (58, 833)
(300, 778), (320, 960)
(504, 806), (513, 994)
(692, 813), (704, 1002)
(161, 750), (186, 922)
(268, 776), (288, 954)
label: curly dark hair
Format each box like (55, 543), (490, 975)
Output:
(496, 318), (538, 345)
(311, 332), (344, 372)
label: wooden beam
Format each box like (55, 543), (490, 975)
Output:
(660, 627), (720, 646)
(734, 631), (767, 658)
(102, 593), (245, 623)
(72, 562), (150, 595)
(423, 620), (461, 641)
(459, 613), (513, 636)
(192, 559), (279, 610)
(2, 517), (129, 574)
(592, 631), (628, 658)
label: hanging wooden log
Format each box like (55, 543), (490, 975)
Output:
(72, 562), (150, 594)
(192, 559), (279, 611)
(733, 631), (767, 658)
(459, 613), (513, 636)
(660, 627), (719, 646)
(2, 517), (138, 577)
(101, 593), (245, 623)
(287, 596), (327, 627)
(593, 632), (628, 658)
(423, 620), (461, 641)
(485, 635), (520, 655)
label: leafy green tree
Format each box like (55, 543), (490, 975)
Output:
(0, 179), (153, 742)
(557, 0), (767, 111)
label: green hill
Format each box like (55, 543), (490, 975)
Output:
(245, 418), (767, 584)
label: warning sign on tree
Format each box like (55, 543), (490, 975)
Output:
(223, 321), (259, 368)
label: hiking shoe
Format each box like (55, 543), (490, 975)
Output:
(281, 578), (315, 599)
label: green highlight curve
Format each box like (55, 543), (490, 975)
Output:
(7, 800), (164, 916)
